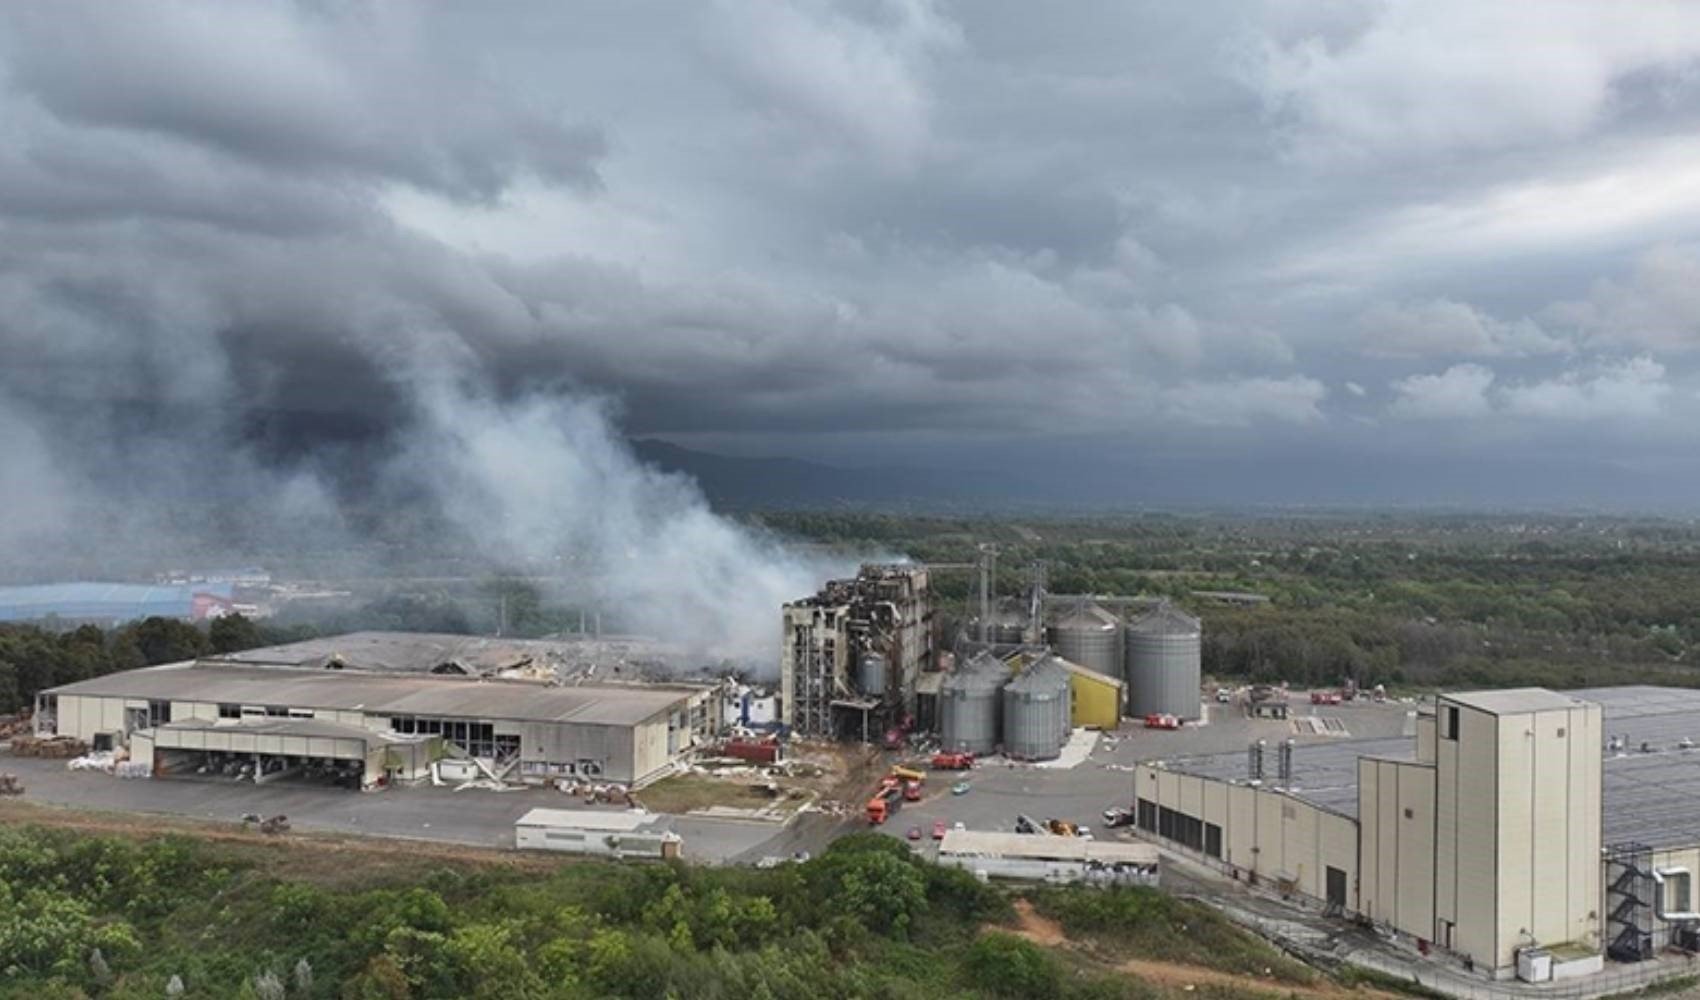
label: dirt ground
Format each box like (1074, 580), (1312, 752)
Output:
(0, 798), (562, 887)
(1004, 898), (1395, 1000)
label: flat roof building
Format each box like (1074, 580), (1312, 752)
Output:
(36, 632), (726, 788)
(1131, 686), (1700, 981)
(937, 830), (1159, 887)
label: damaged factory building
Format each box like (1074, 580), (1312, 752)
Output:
(34, 632), (726, 790)
(780, 564), (932, 739)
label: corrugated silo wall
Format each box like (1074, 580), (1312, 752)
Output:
(1048, 622), (1123, 680)
(940, 686), (1000, 755)
(1002, 675), (1071, 760)
(1125, 629), (1202, 719)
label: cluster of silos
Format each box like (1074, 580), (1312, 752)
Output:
(1046, 602), (1123, 682)
(1003, 655), (1073, 760)
(1125, 604), (1203, 719)
(938, 651), (1008, 754)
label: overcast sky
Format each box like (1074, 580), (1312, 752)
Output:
(7, 0), (1700, 518)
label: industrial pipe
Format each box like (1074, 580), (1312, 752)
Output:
(1652, 868), (1700, 923)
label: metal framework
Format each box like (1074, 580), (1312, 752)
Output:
(1606, 841), (1656, 963)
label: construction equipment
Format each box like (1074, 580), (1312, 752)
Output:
(890, 765), (925, 784)
(1015, 814), (1042, 834)
(0, 773), (21, 796)
(1045, 818), (1082, 836)
(866, 783), (904, 824)
(930, 751), (975, 770)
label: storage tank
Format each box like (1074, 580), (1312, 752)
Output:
(857, 652), (887, 700)
(973, 599), (1030, 645)
(1002, 655), (1072, 760)
(1047, 602), (1123, 680)
(939, 652), (1007, 754)
(1125, 604), (1203, 719)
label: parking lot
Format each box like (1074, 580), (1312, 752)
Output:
(0, 754), (799, 864)
(882, 695), (1417, 853)
(0, 692), (1416, 866)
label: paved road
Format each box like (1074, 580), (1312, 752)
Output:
(2, 756), (789, 863)
(1, 698), (1414, 866)
(880, 699), (1417, 847)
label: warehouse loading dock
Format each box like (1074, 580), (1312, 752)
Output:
(132, 718), (435, 790)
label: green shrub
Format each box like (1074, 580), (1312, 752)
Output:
(964, 932), (1061, 998)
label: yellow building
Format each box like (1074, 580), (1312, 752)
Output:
(1054, 657), (1124, 730)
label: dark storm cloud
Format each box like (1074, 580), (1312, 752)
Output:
(3, 0), (1700, 537)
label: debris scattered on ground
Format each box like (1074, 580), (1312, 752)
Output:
(68, 751), (122, 773)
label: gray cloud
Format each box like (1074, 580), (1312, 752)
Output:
(2, 0), (1700, 536)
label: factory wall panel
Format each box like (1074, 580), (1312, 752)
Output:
(1319, 811), (1359, 913)
(1178, 773), (1204, 821)
(633, 716), (669, 781)
(103, 698), (128, 733)
(1435, 712), (1458, 939)
(1395, 760), (1436, 937)
(1570, 704), (1603, 950)
(1416, 714), (1436, 763)
(1497, 709), (1536, 969)
(1226, 783), (1257, 869)
(1360, 761), (1383, 922)
(1069, 673), (1121, 729)
(172, 701), (215, 723)
(1202, 779), (1228, 834)
(1454, 706), (1499, 967)
(1255, 790), (1284, 879)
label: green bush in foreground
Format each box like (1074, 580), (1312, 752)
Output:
(0, 825), (1305, 999)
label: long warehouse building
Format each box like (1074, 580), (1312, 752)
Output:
(1132, 686), (1700, 982)
(34, 632), (724, 788)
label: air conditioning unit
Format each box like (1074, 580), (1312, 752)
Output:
(1516, 947), (1552, 983)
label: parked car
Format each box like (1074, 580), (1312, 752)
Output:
(932, 819), (947, 840)
(906, 825), (923, 841)
(1102, 807), (1135, 828)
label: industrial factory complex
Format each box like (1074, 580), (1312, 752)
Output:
(1132, 685), (1700, 980)
(18, 558), (1700, 992)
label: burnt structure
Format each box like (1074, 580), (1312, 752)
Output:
(780, 564), (932, 738)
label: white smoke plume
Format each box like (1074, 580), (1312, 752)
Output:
(395, 361), (849, 663)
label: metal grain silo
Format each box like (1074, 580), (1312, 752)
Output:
(1002, 655), (1072, 760)
(857, 652), (887, 700)
(1125, 604), (1203, 719)
(973, 599), (1030, 645)
(1047, 602), (1123, 681)
(939, 652), (1007, 754)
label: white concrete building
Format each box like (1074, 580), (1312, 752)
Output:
(937, 830), (1159, 887)
(513, 808), (681, 859)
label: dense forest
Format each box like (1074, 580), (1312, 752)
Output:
(762, 511), (1700, 692)
(0, 826), (1316, 999)
(8, 511), (1700, 715)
